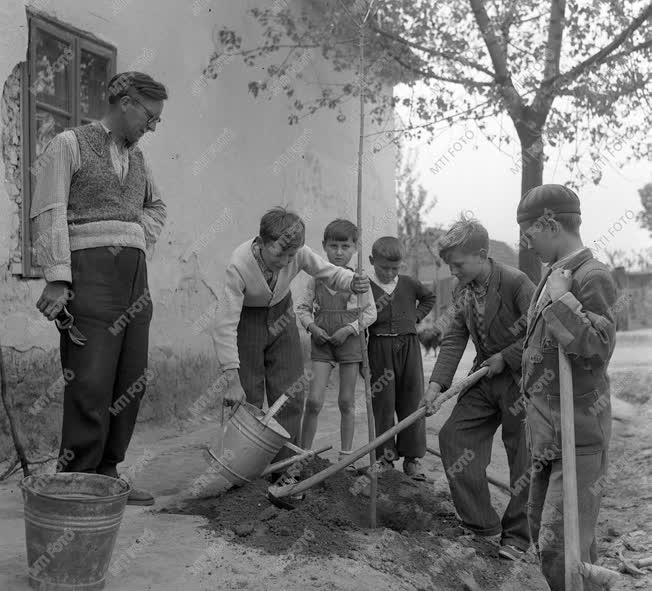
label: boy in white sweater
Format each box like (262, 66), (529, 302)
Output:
(214, 207), (369, 462)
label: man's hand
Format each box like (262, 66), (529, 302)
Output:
(480, 352), (506, 378)
(222, 369), (246, 407)
(422, 382), (443, 417)
(351, 273), (370, 294)
(309, 323), (330, 346)
(36, 281), (73, 321)
(329, 326), (355, 346)
(546, 268), (572, 301)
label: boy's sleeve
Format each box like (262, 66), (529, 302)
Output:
(296, 277), (317, 331)
(299, 245), (354, 291)
(414, 278), (437, 322)
(542, 269), (617, 362)
(212, 263), (246, 370)
(429, 291), (469, 390)
(500, 274), (536, 371)
(346, 288), (377, 334)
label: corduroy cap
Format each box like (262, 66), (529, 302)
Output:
(517, 184), (581, 223)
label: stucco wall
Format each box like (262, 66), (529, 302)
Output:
(0, 0), (397, 460)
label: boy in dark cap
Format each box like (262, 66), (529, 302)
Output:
(517, 184), (617, 591)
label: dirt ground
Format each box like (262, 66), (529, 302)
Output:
(1, 330), (650, 590)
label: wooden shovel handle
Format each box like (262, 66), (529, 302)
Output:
(559, 345), (584, 591)
(429, 366), (489, 414)
(269, 367), (489, 499)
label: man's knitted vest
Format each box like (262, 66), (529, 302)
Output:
(68, 123), (146, 225)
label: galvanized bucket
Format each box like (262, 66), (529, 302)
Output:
(199, 402), (290, 497)
(21, 472), (130, 590)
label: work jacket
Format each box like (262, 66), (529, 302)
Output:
(522, 248), (617, 459)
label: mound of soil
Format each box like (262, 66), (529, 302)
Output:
(160, 457), (452, 555)
(159, 457), (537, 590)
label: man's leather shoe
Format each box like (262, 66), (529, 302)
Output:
(126, 485), (155, 506)
(97, 467), (154, 505)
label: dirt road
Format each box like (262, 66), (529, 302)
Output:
(0, 330), (650, 590)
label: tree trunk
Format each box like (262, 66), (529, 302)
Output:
(517, 124), (545, 285)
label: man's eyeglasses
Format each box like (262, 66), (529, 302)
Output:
(130, 95), (162, 128)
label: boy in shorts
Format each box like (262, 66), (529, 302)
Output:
(298, 219), (376, 467)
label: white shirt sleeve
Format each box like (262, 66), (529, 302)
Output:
(296, 277), (317, 330)
(212, 264), (246, 370)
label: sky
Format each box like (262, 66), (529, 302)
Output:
(391, 83), (651, 267)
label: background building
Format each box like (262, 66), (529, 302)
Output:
(0, 0), (398, 460)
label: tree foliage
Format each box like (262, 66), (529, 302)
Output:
(395, 146), (438, 277)
(207, 0), (652, 280)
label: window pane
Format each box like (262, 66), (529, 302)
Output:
(80, 51), (109, 119)
(35, 109), (70, 158)
(32, 29), (72, 111)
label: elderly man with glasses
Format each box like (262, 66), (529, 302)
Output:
(31, 71), (167, 505)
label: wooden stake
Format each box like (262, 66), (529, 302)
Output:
(355, 18), (378, 530)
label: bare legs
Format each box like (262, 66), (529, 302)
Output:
(301, 361), (358, 453)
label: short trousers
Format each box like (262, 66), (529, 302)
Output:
(311, 332), (363, 364)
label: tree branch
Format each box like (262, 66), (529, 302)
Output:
(532, 0), (566, 116)
(541, 1), (565, 84)
(468, 0), (524, 122)
(365, 98), (494, 138)
(469, 0), (509, 81)
(369, 23), (495, 77)
(389, 53), (493, 88)
(546, 1), (652, 90)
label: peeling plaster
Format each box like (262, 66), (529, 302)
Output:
(1, 65), (24, 270)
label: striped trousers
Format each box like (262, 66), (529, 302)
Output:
(237, 293), (305, 455)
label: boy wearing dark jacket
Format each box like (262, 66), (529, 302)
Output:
(424, 218), (535, 560)
(517, 184), (617, 591)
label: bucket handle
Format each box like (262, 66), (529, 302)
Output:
(222, 399), (242, 426)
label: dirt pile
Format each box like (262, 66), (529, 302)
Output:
(160, 457), (453, 556)
(160, 457), (537, 590)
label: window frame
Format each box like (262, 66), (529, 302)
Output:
(20, 10), (116, 278)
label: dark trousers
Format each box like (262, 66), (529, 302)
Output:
(438, 372), (530, 549)
(368, 334), (426, 460)
(528, 451), (607, 591)
(237, 295), (305, 460)
(59, 247), (152, 475)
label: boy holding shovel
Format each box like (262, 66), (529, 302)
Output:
(423, 217), (535, 560)
(517, 184), (617, 591)
(213, 207), (369, 472)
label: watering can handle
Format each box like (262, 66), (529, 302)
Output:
(262, 394), (289, 425)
